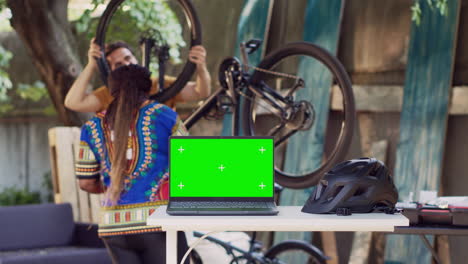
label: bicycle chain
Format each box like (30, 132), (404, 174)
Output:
(235, 64), (300, 116)
(216, 63), (301, 118)
(244, 64), (301, 80)
(236, 89), (278, 116)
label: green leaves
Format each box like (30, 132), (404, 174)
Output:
(16, 81), (48, 102)
(75, 0), (185, 66)
(0, 71), (12, 101)
(0, 45), (12, 104)
(434, 0), (448, 16)
(117, 0), (186, 66)
(0, 0), (6, 11)
(0, 187), (42, 206)
(75, 9), (93, 33)
(411, 2), (422, 25)
(411, 0), (449, 25)
(0, 45), (12, 67)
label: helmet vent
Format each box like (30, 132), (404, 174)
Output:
(369, 166), (380, 178)
(315, 180), (328, 200)
(327, 185), (344, 202)
(351, 165), (365, 173)
(353, 187), (366, 197)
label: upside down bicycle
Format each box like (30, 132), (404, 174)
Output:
(95, 0), (356, 190)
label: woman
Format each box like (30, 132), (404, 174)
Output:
(75, 64), (189, 263)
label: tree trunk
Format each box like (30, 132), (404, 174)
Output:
(7, 0), (82, 125)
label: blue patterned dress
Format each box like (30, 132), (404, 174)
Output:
(75, 101), (188, 237)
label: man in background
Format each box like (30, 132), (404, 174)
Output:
(65, 38), (211, 112)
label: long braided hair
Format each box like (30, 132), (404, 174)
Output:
(104, 64), (152, 204)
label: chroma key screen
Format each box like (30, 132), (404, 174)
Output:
(169, 137), (274, 197)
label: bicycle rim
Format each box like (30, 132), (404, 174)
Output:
(94, 0), (202, 103)
(242, 42), (355, 189)
(264, 240), (327, 264)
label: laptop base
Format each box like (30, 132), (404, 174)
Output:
(166, 208), (279, 216)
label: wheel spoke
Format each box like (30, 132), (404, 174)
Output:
(274, 129), (298, 148)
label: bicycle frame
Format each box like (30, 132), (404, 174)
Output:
(182, 65), (305, 145)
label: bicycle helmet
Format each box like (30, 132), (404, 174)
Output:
(301, 157), (398, 215)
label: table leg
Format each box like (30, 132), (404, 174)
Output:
(167, 230), (178, 264)
(418, 235), (441, 264)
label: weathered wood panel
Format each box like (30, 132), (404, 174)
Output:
(48, 127), (102, 223)
(443, 115), (468, 264)
(330, 85), (468, 114)
(281, 0), (344, 203)
(71, 127), (92, 223)
(276, 1), (344, 263)
(386, 1), (461, 263)
(349, 139), (388, 264)
(338, 0), (411, 85)
(49, 127), (80, 221)
(453, 0), (468, 85)
(220, 0), (274, 136)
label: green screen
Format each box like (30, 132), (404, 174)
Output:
(170, 137), (274, 197)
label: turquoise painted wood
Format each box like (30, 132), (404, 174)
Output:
(275, 0), (344, 248)
(385, 1), (461, 263)
(221, 0), (273, 136)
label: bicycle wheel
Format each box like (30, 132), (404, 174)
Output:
(242, 42), (355, 189)
(95, 0), (202, 103)
(190, 249), (203, 264)
(264, 240), (327, 264)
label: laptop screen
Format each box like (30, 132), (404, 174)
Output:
(169, 137), (274, 198)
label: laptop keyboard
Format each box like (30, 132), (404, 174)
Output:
(170, 201), (272, 209)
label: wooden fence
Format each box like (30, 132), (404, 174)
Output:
(48, 127), (101, 223)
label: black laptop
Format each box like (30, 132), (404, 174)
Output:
(166, 136), (278, 215)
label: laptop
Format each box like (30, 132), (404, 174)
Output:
(166, 136), (279, 215)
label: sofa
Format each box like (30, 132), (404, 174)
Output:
(0, 203), (111, 264)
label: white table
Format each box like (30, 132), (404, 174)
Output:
(147, 206), (409, 264)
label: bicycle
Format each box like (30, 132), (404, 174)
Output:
(187, 230), (328, 264)
(95, 0), (356, 190)
(173, 183), (328, 264)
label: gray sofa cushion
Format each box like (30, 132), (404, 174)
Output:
(0, 247), (111, 264)
(0, 203), (75, 251)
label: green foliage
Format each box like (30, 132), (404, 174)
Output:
(42, 171), (54, 203)
(0, 1), (11, 31)
(16, 81), (48, 102)
(0, 171), (52, 205)
(0, 45), (12, 66)
(0, 44), (53, 116)
(0, 187), (42, 206)
(75, 0), (185, 65)
(0, 0), (6, 11)
(411, 0), (448, 25)
(0, 45), (13, 110)
(0, 71), (12, 100)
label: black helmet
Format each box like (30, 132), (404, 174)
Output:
(302, 158), (398, 215)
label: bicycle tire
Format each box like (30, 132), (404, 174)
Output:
(242, 42), (355, 189)
(264, 240), (328, 264)
(94, 0), (202, 103)
(190, 249), (203, 264)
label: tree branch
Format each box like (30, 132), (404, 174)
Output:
(7, 0), (83, 125)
